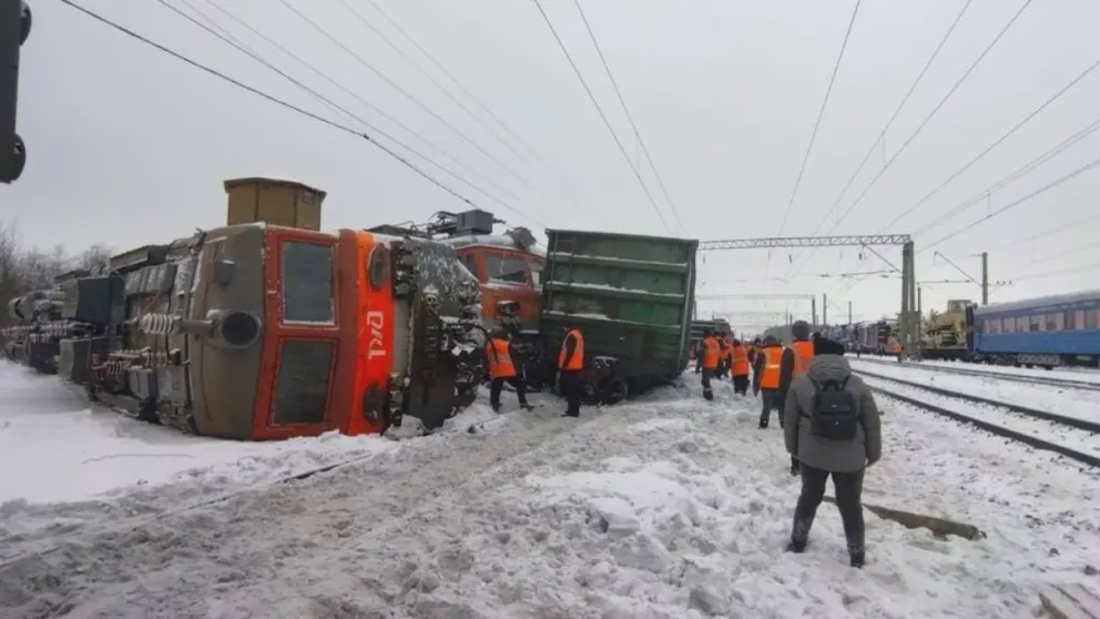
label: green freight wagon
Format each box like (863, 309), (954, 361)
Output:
(538, 229), (698, 403)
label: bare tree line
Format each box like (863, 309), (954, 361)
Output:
(0, 221), (114, 325)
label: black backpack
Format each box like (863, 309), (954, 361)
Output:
(809, 377), (860, 440)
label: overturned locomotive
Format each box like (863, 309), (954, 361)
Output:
(1, 177), (484, 439)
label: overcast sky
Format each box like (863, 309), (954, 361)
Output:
(6, 0), (1100, 331)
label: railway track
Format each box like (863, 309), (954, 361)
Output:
(853, 356), (1100, 392)
(857, 368), (1100, 469)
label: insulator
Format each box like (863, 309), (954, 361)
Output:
(138, 313), (179, 335)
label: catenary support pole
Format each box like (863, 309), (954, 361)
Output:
(823, 293), (828, 328)
(981, 251), (989, 305)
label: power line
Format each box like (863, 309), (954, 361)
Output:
(195, 0), (528, 208)
(162, 0), (540, 223)
(333, 0), (545, 195)
(923, 153), (1100, 251)
(775, 0), (863, 237)
(793, 0), (973, 252)
(530, 0), (673, 234)
(989, 211), (1100, 253)
(58, 0), (501, 215)
(824, 0), (1035, 236)
(911, 112), (1100, 237)
(361, 0), (593, 209)
(883, 55), (1100, 232)
(1013, 261), (1100, 282)
(275, 0), (539, 202)
(571, 0), (687, 235)
(784, 0), (973, 282)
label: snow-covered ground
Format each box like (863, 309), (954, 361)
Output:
(850, 359), (1100, 426)
(1, 361), (1098, 618)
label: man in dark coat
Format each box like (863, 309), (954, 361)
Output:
(783, 336), (883, 568)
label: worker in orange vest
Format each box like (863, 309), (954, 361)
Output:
(719, 332), (733, 379)
(485, 328), (534, 414)
(752, 334), (785, 428)
(730, 339), (751, 396)
(778, 320), (814, 411)
(700, 329), (721, 400)
(558, 325), (585, 417)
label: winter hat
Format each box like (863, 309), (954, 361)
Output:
(814, 337), (846, 356)
(791, 320), (811, 340)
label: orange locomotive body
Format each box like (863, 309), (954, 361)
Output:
(14, 178), (483, 440)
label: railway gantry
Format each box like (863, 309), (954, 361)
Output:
(699, 235), (919, 357)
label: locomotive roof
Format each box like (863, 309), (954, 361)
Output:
(440, 234), (547, 256)
(972, 288), (1100, 316)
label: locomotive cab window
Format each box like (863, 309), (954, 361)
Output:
(486, 254), (527, 285)
(281, 241), (334, 323)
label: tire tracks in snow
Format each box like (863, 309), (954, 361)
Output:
(0, 402), (679, 618)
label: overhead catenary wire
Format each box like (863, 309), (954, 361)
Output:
(530, 0), (673, 234)
(775, 0), (863, 238)
(159, 0), (540, 223)
(922, 153), (1100, 251)
(883, 54), (1100, 232)
(988, 210), (1100, 253)
(274, 0), (541, 203)
(785, 0), (973, 276)
(333, 0), (546, 195)
(192, 0), (531, 209)
(571, 0), (687, 235)
(823, 0), (1035, 237)
(911, 111), (1100, 237)
(57, 0), (525, 219)
(361, 0), (594, 209)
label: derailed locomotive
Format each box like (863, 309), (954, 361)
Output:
(1, 178), (484, 439)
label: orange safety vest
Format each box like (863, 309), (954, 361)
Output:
(759, 346), (782, 389)
(486, 338), (516, 379)
(731, 344), (750, 376)
(788, 340), (814, 375)
(702, 336), (720, 369)
(558, 329), (584, 370)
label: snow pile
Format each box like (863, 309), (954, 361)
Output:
(0, 370), (1097, 617)
(0, 363), (398, 505)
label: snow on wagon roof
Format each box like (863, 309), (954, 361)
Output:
(973, 288), (1100, 316)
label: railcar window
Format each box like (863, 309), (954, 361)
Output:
(460, 253), (479, 279)
(1088, 310), (1099, 330)
(529, 259), (544, 287)
(1066, 311), (1078, 330)
(1046, 313), (1061, 331)
(272, 340), (333, 425)
(486, 254), (528, 284)
(1075, 310), (1086, 330)
(1003, 317), (1015, 333)
(1029, 315), (1041, 332)
(1016, 316), (1027, 332)
(282, 241), (334, 323)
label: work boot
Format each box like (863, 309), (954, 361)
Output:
(519, 403), (535, 411)
(786, 538), (806, 553)
(788, 516), (814, 553)
(491, 403), (501, 414)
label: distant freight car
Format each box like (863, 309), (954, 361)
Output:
(536, 229), (698, 403)
(1, 178), (485, 439)
(970, 289), (1100, 368)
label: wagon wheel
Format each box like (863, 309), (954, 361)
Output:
(599, 377), (629, 405)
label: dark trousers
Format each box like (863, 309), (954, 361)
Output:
(560, 369), (581, 416)
(792, 464), (865, 553)
(701, 367), (715, 400)
(732, 374), (749, 395)
(759, 388), (782, 427)
(490, 376), (528, 409)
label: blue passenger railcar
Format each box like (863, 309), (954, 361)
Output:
(971, 289), (1100, 368)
